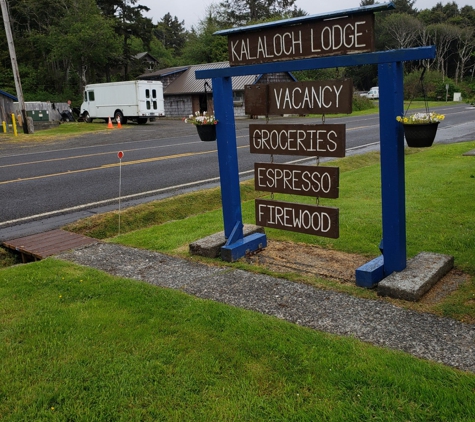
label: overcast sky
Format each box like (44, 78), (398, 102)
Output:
(139, 0), (475, 29)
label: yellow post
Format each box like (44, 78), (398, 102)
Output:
(11, 113), (17, 136)
(2, 121), (6, 133)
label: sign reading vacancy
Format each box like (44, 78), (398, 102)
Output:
(250, 124), (346, 157)
(256, 199), (339, 238)
(255, 163), (339, 198)
(245, 80), (353, 115)
(228, 14), (375, 66)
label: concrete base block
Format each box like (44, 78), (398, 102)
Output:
(189, 224), (265, 258)
(377, 252), (454, 301)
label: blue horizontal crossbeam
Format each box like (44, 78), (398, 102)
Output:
(195, 47), (436, 80)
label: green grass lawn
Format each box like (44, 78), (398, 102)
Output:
(0, 122), (122, 143)
(1, 259), (474, 421)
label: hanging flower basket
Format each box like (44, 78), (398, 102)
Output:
(196, 124), (217, 142)
(402, 122), (439, 148)
(183, 111), (218, 142)
(396, 112), (444, 148)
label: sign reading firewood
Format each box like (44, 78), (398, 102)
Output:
(247, 80), (352, 239)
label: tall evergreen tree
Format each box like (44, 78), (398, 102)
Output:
(217, 0), (299, 26)
(155, 13), (187, 55)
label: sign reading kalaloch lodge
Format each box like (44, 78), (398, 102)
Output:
(228, 13), (375, 66)
(245, 80), (353, 115)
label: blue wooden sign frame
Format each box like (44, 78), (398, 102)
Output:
(196, 18), (435, 284)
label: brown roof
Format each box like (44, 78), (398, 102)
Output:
(140, 66), (189, 79)
(139, 62), (260, 94)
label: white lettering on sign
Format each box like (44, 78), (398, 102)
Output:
(252, 128), (338, 153)
(228, 15), (373, 65)
(256, 167), (333, 194)
(310, 21), (367, 53)
(272, 84), (343, 111)
(257, 203), (332, 232)
(230, 31), (303, 62)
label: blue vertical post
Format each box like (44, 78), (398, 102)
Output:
(211, 76), (267, 262)
(379, 61), (406, 274)
(212, 76), (244, 240)
(355, 61), (406, 287)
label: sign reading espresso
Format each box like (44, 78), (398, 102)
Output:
(228, 14), (375, 66)
(245, 80), (353, 115)
(250, 124), (346, 157)
(255, 163), (339, 198)
(256, 199), (339, 238)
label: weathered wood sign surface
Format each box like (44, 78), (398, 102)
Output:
(255, 163), (339, 198)
(245, 80), (353, 115)
(255, 199), (339, 238)
(228, 14), (375, 66)
(250, 124), (346, 157)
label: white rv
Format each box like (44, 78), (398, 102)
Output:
(80, 80), (165, 124)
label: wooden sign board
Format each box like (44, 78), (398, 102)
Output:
(256, 199), (339, 238)
(255, 163), (339, 198)
(245, 79), (353, 115)
(228, 13), (375, 66)
(250, 124), (346, 157)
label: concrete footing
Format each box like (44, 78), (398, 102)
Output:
(377, 252), (454, 301)
(189, 224), (265, 259)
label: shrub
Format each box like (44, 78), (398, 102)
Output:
(403, 70), (460, 101)
(352, 95), (376, 111)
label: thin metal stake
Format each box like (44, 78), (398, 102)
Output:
(117, 151), (124, 235)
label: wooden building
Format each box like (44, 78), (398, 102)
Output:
(138, 62), (296, 118)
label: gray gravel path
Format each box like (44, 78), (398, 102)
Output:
(58, 242), (475, 373)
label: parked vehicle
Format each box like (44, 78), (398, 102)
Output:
(360, 87), (379, 99)
(80, 80), (165, 124)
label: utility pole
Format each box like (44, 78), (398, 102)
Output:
(0, 0), (31, 134)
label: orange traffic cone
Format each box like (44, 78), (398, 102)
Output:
(117, 116), (122, 129)
(107, 117), (113, 129)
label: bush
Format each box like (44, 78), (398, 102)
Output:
(403, 70), (460, 101)
(352, 95), (376, 111)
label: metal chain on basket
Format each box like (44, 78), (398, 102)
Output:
(404, 65), (430, 117)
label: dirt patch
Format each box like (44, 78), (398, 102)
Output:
(245, 240), (468, 303)
(245, 240), (369, 284)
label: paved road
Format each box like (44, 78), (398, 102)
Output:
(0, 104), (474, 240)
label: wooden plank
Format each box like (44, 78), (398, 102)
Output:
(255, 163), (339, 198)
(244, 85), (268, 115)
(249, 123), (346, 157)
(255, 199), (339, 238)
(2, 230), (97, 259)
(245, 80), (353, 115)
(228, 13), (375, 66)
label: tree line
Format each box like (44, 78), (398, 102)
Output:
(1, 0), (475, 103)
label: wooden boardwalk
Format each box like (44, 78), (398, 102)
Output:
(2, 229), (98, 262)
